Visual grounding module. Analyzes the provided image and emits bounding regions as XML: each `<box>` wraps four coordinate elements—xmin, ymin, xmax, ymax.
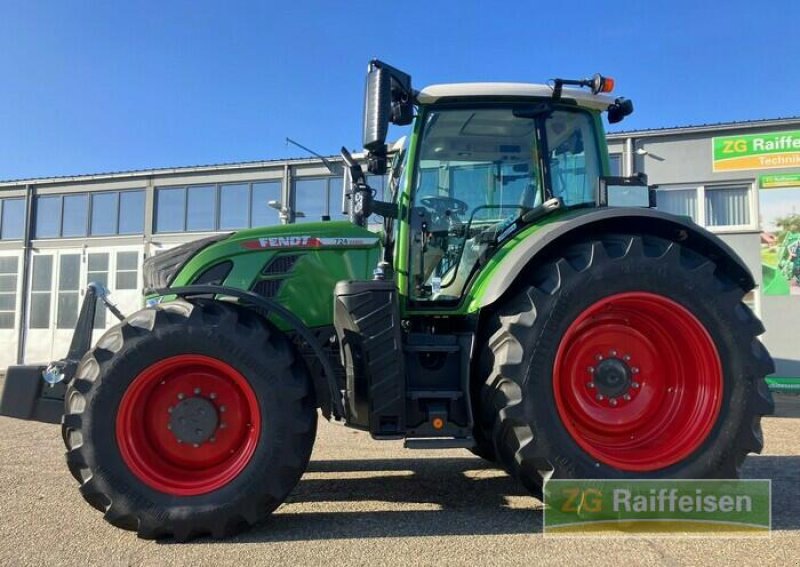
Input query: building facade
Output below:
<box><xmin>1</xmin><ymin>117</ymin><xmax>798</xmax><ymax>380</ymax></box>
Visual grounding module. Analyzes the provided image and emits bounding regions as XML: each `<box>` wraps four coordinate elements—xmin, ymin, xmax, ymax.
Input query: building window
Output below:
<box><xmin>30</xmin><ymin>255</ymin><xmax>53</xmax><ymax>329</ymax></box>
<box><xmin>155</xmin><ymin>188</ymin><xmax>185</xmax><ymax>233</ymax></box>
<box><xmin>219</xmin><ymin>183</ymin><xmax>249</xmax><ymax>229</ymax></box>
<box><xmin>656</xmin><ymin>184</ymin><xmax>754</xmax><ymax>230</ymax></box>
<box><xmin>251</xmin><ymin>182</ymin><xmax>281</xmax><ymax>227</ymax></box>
<box><xmin>62</xmin><ymin>194</ymin><xmax>88</xmax><ymax>237</ymax></box>
<box><xmin>1</xmin><ymin>199</ymin><xmax>25</xmax><ymax>240</ymax></box>
<box><xmin>705</xmin><ymin>185</ymin><xmax>751</xmax><ymax>227</ymax></box>
<box><xmin>656</xmin><ymin>188</ymin><xmax>699</xmax><ymax>222</ymax></box>
<box><xmin>90</xmin><ymin>192</ymin><xmax>118</xmax><ymax>235</ymax></box>
<box><xmin>118</xmin><ymin>191</ymin><xmax>145</xmax><ymax>234</ymax></box>
<box><xmin>56</xmin><ymin>254</ymin><xmax>81</xmax><ymax>329</ymax></box>
<box><xmin>0</xmin><ymin>257</ymin><xmax>18</xmax><ymax>329</ymax></box>
<box><xmin>35</xmin><ymin>196</ymin><xmax>62</xmax><ymax>238</ymax></box>
<box><xmin>609</xmin><ymin>153</ymin><xmax>623</xmax><ymax>176</ymax></box>
<box><xmin>87</xmin><ymin>253</ymin><xmax>109</xmax><ymax>329</ymax></box>
<box><xmin>186</xmin><ymin>185</ymin><xmax>216</xmax><ymax>232</ymax></box>
<box><xmin>293</xmin><ymin>176</ymin><xmax>341</xmax><ymax>223</ymax></box>
<box><xmin>35</xmin><ymin>190</ymin><xmax>145</xmax><ymax>239</ymax></box>
<box><xmin>116</xmin><ymin>251</ymin><xmax>139</xmax><ymax>290</ymax></box>
<box><xmin>155</xmin><ymin>180</ymin><xmax>283</xmax><ymax>233</ymax></box>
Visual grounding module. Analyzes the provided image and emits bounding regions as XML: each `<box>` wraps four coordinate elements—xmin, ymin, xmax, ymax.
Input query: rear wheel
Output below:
<box><xmin>62</xmin><ymin>299</ymin><xmax>317</xmax><ymax>540</ymax></box>
<box><xmin>479</xmin><ymin>233</ymin><xmax>774</xmax><ymax>495</ymax></box>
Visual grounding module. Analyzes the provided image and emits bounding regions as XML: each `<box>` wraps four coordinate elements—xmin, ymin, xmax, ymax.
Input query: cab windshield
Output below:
<box><xmin>409</xmin><ymin>105</ymin><xmax>601</xmax><ymax>302</ymax></box>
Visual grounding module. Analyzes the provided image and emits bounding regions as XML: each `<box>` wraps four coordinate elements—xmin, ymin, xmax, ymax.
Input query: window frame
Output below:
<box><xmin>0</xmin><ymin>198</ymin><xmax>26</xmax><ymax>240</ymax></box>
<box><xmin>655</xmin><ymin>181</ymin><xmax>758</xmax><ymax>233</ymax></box>
<box><xmin>0</xmin><ymin>256</ymin><xmax>19</xmax><ymax>329</ymax></box>
<box><xmin>154</xmin><ymin>179</ymin><xmax>287</xmax><ymax>233</ymax></box>
<box><xmin>34</xmin><ymin>189</ymin><xmax>146</xmax><ymax>239</ymax></box>
<box><xmin>292</xmin><ymin>176</ymin><xmax>340</xmax><ymax>223</ymax></box>
<box><xmin>115</xmin><ymin>251</ymin><xmax>140</xmax><ymax>290</ymax></box>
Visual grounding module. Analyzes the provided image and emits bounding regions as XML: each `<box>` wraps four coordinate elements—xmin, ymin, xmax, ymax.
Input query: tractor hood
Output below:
<box><xmin>229</xmin><ymin>221</ymin><xmax>381</xmax><ymax>251</ymax></box>
<box><xmin>150</xmin><ymin>221</ymin><xmax>382</xmax><ymax>329</ymax></box>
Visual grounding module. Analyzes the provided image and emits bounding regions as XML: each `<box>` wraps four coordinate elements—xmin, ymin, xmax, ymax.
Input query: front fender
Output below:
<box><xmin>471</xmin><ymin>207</ymin><xmax>755</xmax><ymax>310</ymax></box>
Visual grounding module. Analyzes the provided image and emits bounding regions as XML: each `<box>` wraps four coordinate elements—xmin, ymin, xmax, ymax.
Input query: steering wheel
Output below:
<box><xmin>420</xmin><ymin>196</ymin><xmax>469</xmax><ymax>216</ymax></box>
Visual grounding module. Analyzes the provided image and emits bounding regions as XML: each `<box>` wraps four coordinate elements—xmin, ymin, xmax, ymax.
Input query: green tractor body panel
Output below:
<box><xmin>171</xmin><ymin>221</ymin><xmax>382</xmax><ymax>330</ymax></box>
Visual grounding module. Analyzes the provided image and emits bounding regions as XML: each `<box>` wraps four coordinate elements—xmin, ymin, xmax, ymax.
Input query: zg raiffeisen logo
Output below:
<box><xmin>543</xmin><ymin>480</ymin><xmax>771</xmax><ymax>535</ymax></box>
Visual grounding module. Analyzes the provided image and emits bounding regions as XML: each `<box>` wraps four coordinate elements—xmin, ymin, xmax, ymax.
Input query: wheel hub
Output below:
<box><xmin>116</xmin><ymin>354</ymin><xmax>261</xmax><ymax>496</ymax></box>
<box><xmin>593</xmin><ymin>357</ymin><xmax>632</xmax><ymax>398</ymax></box>
<box><xmin>553</xmin><ymin>292</ymin><xmax>723</xmax><ymax>472</ymax></box>
<box><xmin>169</xmin><ymin>397</ymin><xmax>219</xmax><ymax>445</ymax></box>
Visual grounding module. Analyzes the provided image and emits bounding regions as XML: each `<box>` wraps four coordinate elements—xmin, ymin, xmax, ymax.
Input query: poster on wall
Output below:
<box><xmin>760</xmin><ymin>175</ymin><xmax>800</xmax><ymax>296</ymax></box>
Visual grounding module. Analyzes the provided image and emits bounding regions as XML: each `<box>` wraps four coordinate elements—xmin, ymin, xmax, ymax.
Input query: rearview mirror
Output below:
<box><xmin>362</xmin><ymin>60</ymin><xmax>413</xmax><ymax>175</ymax></box>
<box><xmin>363</xmin><ymin>64</ymin><xmax>391</xmax><ymax>153</ymax></box>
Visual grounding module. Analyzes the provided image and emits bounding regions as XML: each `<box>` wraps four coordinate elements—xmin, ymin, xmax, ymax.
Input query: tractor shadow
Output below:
<box><xmin>191</xmin><ymin>454</ymin><xmax>800</xmax><ymax>544</ymax></box>
<box><xmin>233</xmin><ymin>456</ymin><xmax>540</xmax><ymax>543</ymax></box>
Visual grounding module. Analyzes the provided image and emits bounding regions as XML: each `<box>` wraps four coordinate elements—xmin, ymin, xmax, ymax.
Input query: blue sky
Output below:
<box><xmin>1</xmin><ymin>0</ymin><xmax>798</xmax><ymax>180</ymax></box>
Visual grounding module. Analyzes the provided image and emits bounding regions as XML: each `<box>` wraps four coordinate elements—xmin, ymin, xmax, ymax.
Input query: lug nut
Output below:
<box><xmin>194</xmin><ymin>387</ymin><xmax>201</xmax><ymax>395</ymax></box>
<box><xmin>596</xmin><ymin>394</ymin><xmax>604</xmax><ymax>401</ymax></box>
<box><xmin>168</xmin><ymin>406</ymin><xmax>174</xmax><ymax>413</ymax></box>
<box><xmin>587</xmin><ymin>366</ymin><xmax>595</xmax><ymax>374</ymax></box>
<box><xmin>219</xmin><ymin>405</ymin><xmax>226</xmax><ymax>413</ymax></box>
<box><xmin>220</xmin><ymin>423</ymin><xmax>227</xmax><ymax>429</ymax></box>
<box><xmin>210</xmin><ymin>436</ymin><xmax>216</xmax><ymax>443</ymax></box>
<box><xmin>631</xmin><ymin>367</ymin><xmax>640</xmax><ymax>374</ymax></box>
<box><xmin>609</xmin><ymin>398</ymin><xmax>618</xmax><ymax>407</ymax></box>
<box><xmin>193</xmin><ymin>443</ymin><xmax>199</xmax><ymax>448</ymax></box>
<box><xmin>632</xmin><ymin>382</ymin><xmax>640</xmax><ymax>389</ymax></box>
<box><xmin>167</xmin><ymin>423</ymin><xmax>172</xmax><ymax>430</ymax></box>
<box><xmin>623</xmin><ymin>354</ymin><xmax>631</xmax><ymax>361</ymax></box>
<box><xmin>210</xmin><ymin>393</ymin><xmax>217</xmax><ymax>400</ymax></box>
<box><xmin>587</xmin><ymin>382</ymin><xmax>595</xmax><ymax>389</ymax></box>
<box><xmin>609</xmin><ymin>350</ymin><xmax>617</xmax><ymax>357</ymax></box>
<box><xmin>623</xmin><ymin>394</ymin><xmax>631</xmax><ymax>401</ymax></box>
<box><xmin>177</xmin><ymin>393</ymin><xmax>185</xmax><ymax>400</ymax></box>
<box><xmin>595</xmin><ymin>354</ymin><xmax>604</xmax><ymax>361</ymax></box>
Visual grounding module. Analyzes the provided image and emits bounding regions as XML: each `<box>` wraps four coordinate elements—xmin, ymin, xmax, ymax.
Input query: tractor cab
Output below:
<box><xmin>344</xmin><ymin>60</ymin><xmax>639</xmax><ymax>306</ymax></box>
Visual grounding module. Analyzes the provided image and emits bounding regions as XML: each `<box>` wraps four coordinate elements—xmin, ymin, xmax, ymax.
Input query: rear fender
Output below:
<box><xmin>475</xmin><ymin>208</ymin><xmax>755</xmax><ymax>310</ymax></box>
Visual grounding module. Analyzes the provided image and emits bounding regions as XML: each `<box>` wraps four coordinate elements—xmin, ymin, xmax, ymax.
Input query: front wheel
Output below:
<box><xmin>479</xmin><ymin>233</ymin><xmax>774</xmax><ymax>495</ymax></box>
<box><xmin>62</xmin><ymin>299</ymin><xmax>317</xmax><ymax>540</ymax></box>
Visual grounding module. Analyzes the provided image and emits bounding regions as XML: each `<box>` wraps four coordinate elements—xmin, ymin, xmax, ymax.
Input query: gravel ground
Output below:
<box><xmin>0</xmin><ymin>394</ymin><xmax>798</xmax><ymax>566</ymax></box>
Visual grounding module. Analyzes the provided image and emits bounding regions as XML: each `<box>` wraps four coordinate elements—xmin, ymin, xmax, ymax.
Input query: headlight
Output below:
<box><xmin>143</xmin><ymin>234</ymin><xmax>230</xmax><ymax>294</ymax></box>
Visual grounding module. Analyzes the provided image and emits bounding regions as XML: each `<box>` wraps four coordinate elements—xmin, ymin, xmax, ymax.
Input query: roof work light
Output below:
<box><xmin>551</xmin><ymin>74</ymin><xmax>615</xmax><ymax>99</ymax></box>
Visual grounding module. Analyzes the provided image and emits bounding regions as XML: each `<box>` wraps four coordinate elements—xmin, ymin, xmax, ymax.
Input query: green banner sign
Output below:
<box><xmin>544</xmin><ymin>479</ymin><xmax>771</xmax><ymax>535</ymax></box>
<box><xmin>713</xmin><ymin>130</ymin><xmax>800</xmax><ymax>172</ymax></box>
<box><xmin>760</xmin><ymin>173</ymin><xmax>800</xmax><ymax>189</ymax></box>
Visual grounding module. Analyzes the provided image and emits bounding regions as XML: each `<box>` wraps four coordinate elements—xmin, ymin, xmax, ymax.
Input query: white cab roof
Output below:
<box><xmin>417</xmin><ymin>83</ymin><xmax>616</xmax><ymax>111</ymax></box>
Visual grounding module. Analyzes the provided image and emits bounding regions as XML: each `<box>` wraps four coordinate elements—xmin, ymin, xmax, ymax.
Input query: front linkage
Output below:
<box><xmin>0</xmin><ymin>283</ymin><xmax>117</xmax><ymax>424</ymax></box>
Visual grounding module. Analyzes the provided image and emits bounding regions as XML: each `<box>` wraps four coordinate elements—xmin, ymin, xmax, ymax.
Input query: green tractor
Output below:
<box><xmin>1</xmin><ymin>60</ymin><xmax>774</xmax><ymax>540</ymax></box>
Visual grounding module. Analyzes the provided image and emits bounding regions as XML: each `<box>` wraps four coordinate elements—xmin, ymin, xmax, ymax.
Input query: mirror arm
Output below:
<box><xmin>371</xmin><ymin>200</ymin><xmax>398</xmax><ymax>219</ymax></box>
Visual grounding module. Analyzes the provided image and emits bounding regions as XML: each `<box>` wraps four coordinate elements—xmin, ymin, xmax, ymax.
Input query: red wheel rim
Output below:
<box><xmin>116</xmin><ymin>354</ymin><xmax>261</xmax><ymax>496</ymax></box>
<box><xmin>553</xmin><ymin>292</ymin><xmax>722</xmax><ymax>472</ymax></box>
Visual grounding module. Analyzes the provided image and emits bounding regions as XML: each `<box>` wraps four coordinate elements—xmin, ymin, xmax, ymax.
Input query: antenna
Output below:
<box><xmin>285</xmin><ymin>138</ymin><xmax>342</xmax><ymax>175</ymax></box>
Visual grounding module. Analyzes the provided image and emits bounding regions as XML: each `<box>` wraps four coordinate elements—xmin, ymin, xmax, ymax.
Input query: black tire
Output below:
<box><xmin>62</xmin><ymin>299</ymin><xmax>317</xmax><ymax>540</ymax></box>
<box><xmin>478</xmin><ymin>233</ymin><xmax>774</xmax><ymax>497</ymax></box>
